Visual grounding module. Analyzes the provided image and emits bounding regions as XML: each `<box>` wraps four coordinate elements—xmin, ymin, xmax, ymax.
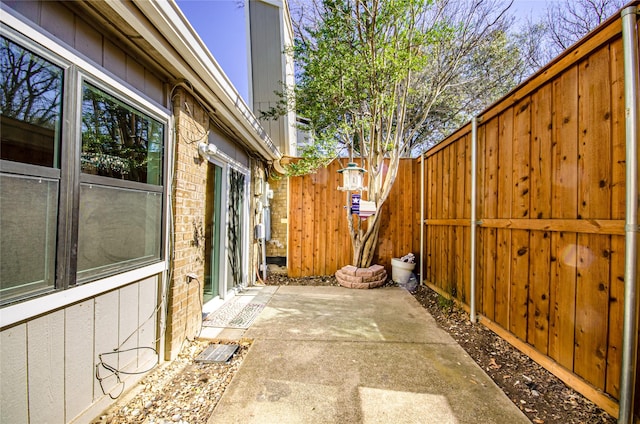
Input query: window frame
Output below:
<box><xmin>0</xmin><ymin>25</ymin><xmax>73</xmax><ymax>303</ymax></box>
<box><xmin>0</xmin><ymin>19</ymin><xmax>170</xmax><ymax>307</ymax></box>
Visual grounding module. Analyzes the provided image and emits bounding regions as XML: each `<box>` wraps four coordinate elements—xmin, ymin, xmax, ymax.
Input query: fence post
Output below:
<box><xmin>420</xmin><ymin>153</ymin><xmax>425</xmax><ymax>284</ymax></box>
<box><xmin>470</xmin><ymin>117</ymin><xmax>478</xmax><ymax>323</ymax></box>
<box><xmin>619</xmin><ymin>5</ymin><xmax>640</xmax><ymax>424</ymax></box>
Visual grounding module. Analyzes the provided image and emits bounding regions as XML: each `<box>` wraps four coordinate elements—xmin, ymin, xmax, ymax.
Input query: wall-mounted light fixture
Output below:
<box><xmin>198</xmin><ymin>142</ymin><xmax>218</xmax><ymax>159</ymax></box>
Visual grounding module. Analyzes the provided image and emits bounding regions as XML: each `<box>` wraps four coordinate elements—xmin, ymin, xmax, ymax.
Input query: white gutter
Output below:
<box><xmin>618</xmin><ymin>5</ymin><xmax>639</xmax><ymax>424</ymax></box>
<box><xmin>107</xmin><ymin>0</ymin><xmax>282</xmax><ymax>162</ymax></box>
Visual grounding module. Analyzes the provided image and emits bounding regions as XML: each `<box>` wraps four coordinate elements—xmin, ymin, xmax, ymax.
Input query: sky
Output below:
<box><xmin>175</xmin><ymin>0</ymin><xmax>556</xmax><ymax>104</ymax></box>
<box><xmin>176</xmin><ymin>0</ymin><xmax>250</xmax><ymax>101</ymax></box>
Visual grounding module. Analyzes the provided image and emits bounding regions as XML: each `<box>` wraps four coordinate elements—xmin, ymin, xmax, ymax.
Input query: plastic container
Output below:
<box><xmin>391</xmin><ymin>258</ymin><xmax>416</xmax><ymax>284</ymax></box>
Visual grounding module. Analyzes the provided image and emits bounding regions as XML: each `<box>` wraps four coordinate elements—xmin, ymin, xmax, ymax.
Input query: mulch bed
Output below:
<box><xmin>411</xmin><ymin>284</ymin><xmax>615</xmax><ymax>424</ymax></box>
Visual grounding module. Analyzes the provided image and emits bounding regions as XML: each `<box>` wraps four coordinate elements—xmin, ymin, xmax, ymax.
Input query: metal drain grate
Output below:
<box><xmin>203</xmin><ymin>301</ymin><xmax>266</xmax><ymax>328</ymax></box>
<box><xmin>195</xmin><ymin>344</ymin><xmax>239</xmax><ymax>363</ymax></box>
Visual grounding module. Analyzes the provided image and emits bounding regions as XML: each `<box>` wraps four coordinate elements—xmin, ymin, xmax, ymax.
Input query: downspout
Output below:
<box><xmin>420</xmin><ymin>152</ymin><xmax>425</xmax><ymax>284</ymax></box>
<box><xmin>470</xmin><ymin>117</ymin><xmax>479</xmax><ymax>323</ymax></box>
<box><xmin>262</xmin><ymin>178</ymin><xmax>269</xmax><ymax>283</ymax></box>
<box><xmin>159</xmin><ymin>111</ymin><xmax>177</xmax><ymax>363</ymax></box>
<box><xmin>619</xmin><ymin>5</ymin><xmax>640</xmax><ymax>424</ymax></box>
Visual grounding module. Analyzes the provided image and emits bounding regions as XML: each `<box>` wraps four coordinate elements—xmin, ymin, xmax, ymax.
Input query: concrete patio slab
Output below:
<box><xmin>207</xmin><ymin>286</ymin><xmax>530</xmax><ymax>424</ymax></box>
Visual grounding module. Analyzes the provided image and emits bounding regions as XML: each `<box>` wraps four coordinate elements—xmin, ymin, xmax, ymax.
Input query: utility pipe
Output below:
<box><xmin>262</xmin><ymin>177</ymin><xmax>269</xmax><ymax>283</ymax></box>
<box><xmin>619</xmin><ymin>5</ymin><xmax>640</xmax><ymax>424</ymax></box>
<box><xmin>420</xmin><ymin>152</ymin><xmax>425</xmax><ymax>285</ymax></box>
<box><xmin>469</xmin><ymin>117</ymin><xmax>479</xmax><ymax>323</ymax></box>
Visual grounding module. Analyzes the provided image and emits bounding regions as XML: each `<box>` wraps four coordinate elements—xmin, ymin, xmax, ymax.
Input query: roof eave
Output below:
<box><xmin>110</xmin><ymin>0</ymin><xmax>282</xmax><ymax>161</ymax></box>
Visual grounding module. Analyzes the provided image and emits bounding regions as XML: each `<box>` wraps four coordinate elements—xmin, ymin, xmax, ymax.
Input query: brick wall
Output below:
<box><xmin>266</xmin><ymin>175</ymin><xmax>288</xmax><ymax>259</ymax></box>
<box><xmin>166</xmin><ymin>88</ymin><xmax>265</xmax><ymax>359</ymax></box>
<box><xmin>166</xmin><ymin>88</ymin><xmax>209</xmax><ymax>359</ymax></box>
<box><xmin>251</xmin><ymin>162</ymin><xmax>265</xmax><ymax>282</ymax></box>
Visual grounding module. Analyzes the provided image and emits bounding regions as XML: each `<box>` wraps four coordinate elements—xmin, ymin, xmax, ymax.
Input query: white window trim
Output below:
<box><xmin>0</xmin><ymin>262</ymin><xmax>167</xmax><ymax>328</ymax></box>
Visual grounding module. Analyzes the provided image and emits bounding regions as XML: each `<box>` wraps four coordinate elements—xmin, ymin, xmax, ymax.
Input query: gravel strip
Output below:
<box><xmin>92</xmin><ymin>340</ymin><xmax>251</xmax><ymax>424</ymax></box>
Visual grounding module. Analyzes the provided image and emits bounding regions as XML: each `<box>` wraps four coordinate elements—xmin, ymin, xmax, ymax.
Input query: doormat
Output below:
<box><xmin>203</xmin><ymin>299</ymin><xmax>266</xmax><ymax>329</ymax></box>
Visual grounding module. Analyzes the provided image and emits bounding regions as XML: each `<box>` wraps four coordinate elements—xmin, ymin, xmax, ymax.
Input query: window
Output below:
<box><xmin>0</xmin><ymin>35</ymin><xmax>63</xmax><ymax>301</ymax></box>
<box><xmin>0</xmin><ymin>31</ymin><xmax>166</xmax><ymax>305</ymax></box>
<box><xmin>77</xmin><ymin>83</ymin><xmax>164</xmax><ymax>280</ymax></box>
<box><xmin>80</xmin><ymin>83</ymin><xmax>162</xmax><ymax>185</ymax></box>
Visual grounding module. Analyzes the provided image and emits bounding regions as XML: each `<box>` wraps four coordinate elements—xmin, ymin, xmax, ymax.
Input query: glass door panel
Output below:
<box><xmin>204</xmin><ymin>163</ymin><xmax>222</xmax><ymax>302</ymax></box>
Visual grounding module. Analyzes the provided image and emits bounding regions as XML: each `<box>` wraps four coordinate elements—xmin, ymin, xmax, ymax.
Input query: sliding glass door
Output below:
<box><xmin>204</xmin><ymin>163</ymin><xmax>223</xmax><ymax>302</ymax></box>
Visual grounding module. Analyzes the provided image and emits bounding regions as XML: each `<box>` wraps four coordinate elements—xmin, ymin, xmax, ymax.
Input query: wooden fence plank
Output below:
<box><xmin>413</xmin><ymin>160</ymin><xmax>421</xmax><ymax>274</ymax></box>
<box><xmin>288</xmin><ymin>174</ymin><xmax>303</xmax><ymax>277</ymax></box>
<box><xmin>402</xmin><ymin>158</ymin><xmax>413</xmax><ymax>255</ymax></box>
<box><xmin>606</xmin><ymin>36</ymin><xmax>626</xmax><ymax>399</ymax></box>
<box><xmin>481</xmin><ymin>117</ymin><xmax>499</xmax><ymax>320</ymax></box>
<box><xmin>325</xmin><ymin>167</ymin><xmax>339</xmax><ymax>274</ymax></box>
<box><xmin>528</xmin><ymin>85</ymin><xmax>553</xmax><ymax>353</ymax></box>
<box><xmin>426</xmin><ymin>155</ymin><xmax>434</xmax><ymax>282</ymax></box>
<box><xmin>573</xmin><ymin>45</ymin><xmax>613</xmax><ymax>390</ymax></box>
<box><xmin>549</xmin><ymin>232</ymin><xmax>577</xmax><ymax>369</ymax></box>
<box><xmin>442</xmin><ymin>145</ymin><xmax>454</xmax><ymax>296</ymax></box>
<box><xmin>510</xmin><ymin>230</ymin><xmax>530</xmax><ymax>341</ymax></box>
<box><xmin>428</xmin><ymin>155</ymin><xmax>436</xmax><ymax>283</ymax></box>
<box><xmin>551</xmin><ymin>66</ymin><xmax>579</xmax><ymax>221</ymax></box>
<box><xmin>495</xmin><ymin>107</ymin><xmax>514</xmax><ymax>329</ymax></box>
<box><xmin>463</xmin><ymin>134</ymin><xmax>472</xmax><ymax>304</ymax></box>
<box><xmin>497</xmin><ymin>107</ymin><xmax>514</xmax><ymax>217</ymax></box>
<box><xmin>528</xmin><ymin>230</ymin><xmax>551</xmax><ymax>353</ymax></box>
<box><xmin>476</xmin><ymin>125</ymin><xmax>485</xmax><ymax>313</ymax></box>
<box><xmin>510</xmin><ymin>97</ymin><xmax>531</xmax><ymax>341</ymax></box>
<box><xmin>436</xmin><ymin>152</ymin><xmax>444</xmax><ymax>290</ymax></box>
<box><xmin>301</xmin><ymin>174</ymin><xmax>314</xmax><ymax>275</ymax></box>
<box><xmin>512</xmin><ymin>98</ymin><xmax>531</xmax><ymax>220</ymax></box>
<box><xmin>578</xmin><ymin>46</ymin><xmax>612</xmax><ymax>221</ymax></box>
<box><xmin>482</xmin><ymin>227</ymin><xmax>497</xmax><ymax>321</ymax></box>
<box><xmin>455</xmin><ymin>139</ymin><xmax>465</xmax><ymax>301</ymax></box>
<box><xmin>548</xmin><ymin>63</ymin><xmax>580</xmax><ymax>368</ymax></box>
<box><xmin>574</xmin><ymin>234</ymin><xmax>610</xmax><ymax>390</ymax></box>
<box><xmin>608</xmin><ymin>235</ymin><xmax>625</xmax><ymax>398</ymax></box>
<box><xmin>312</xmin><ymin>171</ymin><xmax>326</xmax><ymax>275</ymax></box>
<box><xmin>530</xmin><ymin>84</ymin><xmax>553</xmax><ymax>221</ymax></box>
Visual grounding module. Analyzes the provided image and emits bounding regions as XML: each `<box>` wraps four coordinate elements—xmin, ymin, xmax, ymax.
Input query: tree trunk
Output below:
<box><xmin>352</xmin><ymin>212</ymin><xmax>383</xmax><ymax>268</ymax></box>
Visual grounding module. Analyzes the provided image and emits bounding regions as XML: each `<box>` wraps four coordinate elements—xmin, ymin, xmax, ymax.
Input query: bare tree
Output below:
<box><xmin>516</xmin><ymin>0</ymin><xmax>626</xmax><ymax>76</ymax></box>
<box><xmin>0</xmin><ymin>37</ymin><xmax>62</xmax><ymax>128</ymax></box>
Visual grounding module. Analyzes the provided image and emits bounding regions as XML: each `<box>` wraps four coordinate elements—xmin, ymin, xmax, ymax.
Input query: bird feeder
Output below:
<box><xmin>337</xmin><ymin>162</ymin><xmax>366</xmax><ymax>191</ymax></box>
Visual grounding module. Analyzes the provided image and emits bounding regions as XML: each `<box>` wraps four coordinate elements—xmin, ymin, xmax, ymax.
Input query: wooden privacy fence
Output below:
<box><xmin>287</xmin><ymin>158</ymin><xmax>420</xmax><ymax>277</ymax></box>
<box><xmin>423</xmin><ymin>5</ymin><xmax>638</xmax><ymax>417</ymax></box>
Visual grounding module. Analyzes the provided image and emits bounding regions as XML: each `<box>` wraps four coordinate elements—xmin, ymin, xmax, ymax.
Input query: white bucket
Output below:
<box><xmin>391</xmin><ymin>258</ymin><xmax>416</xmax><ymax>284</ymax></box>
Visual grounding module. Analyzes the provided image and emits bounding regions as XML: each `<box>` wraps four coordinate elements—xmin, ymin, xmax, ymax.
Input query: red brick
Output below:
<box><xmin>355</xmin><ymin>268</ymin><xmax>374</xmax><ymax>277</ymax></box>
<box><xmin>363</xmin><ymin>271</ymin><xmax>387</xmax><ymax>283</ymax></box>
<box><xmin>369</xmin><ymin>264</ymin><xmax>385</xmax><ymax>274</ymax></box>
<box><xmin>335</xmin><ymin>269</ymin><xmax>363</xmax><ymax>284</ymax></box>
<box><xmin>341</xmin><ymin>265</ymin><xmax>358</xmax><ymax>276</ymax></box>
